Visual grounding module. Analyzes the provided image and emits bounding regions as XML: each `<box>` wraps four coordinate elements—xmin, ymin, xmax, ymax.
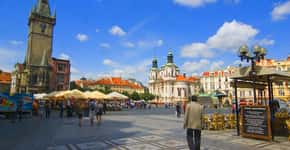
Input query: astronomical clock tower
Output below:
<box><xmin>11</xmin><ymin>0</ymin><xmax>57</xmax><ymax>94</ymax></box>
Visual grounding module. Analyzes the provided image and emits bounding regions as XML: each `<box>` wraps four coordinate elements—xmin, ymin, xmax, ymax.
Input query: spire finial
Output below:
<box><xmin>53</xmin><ymin>9</ymin><xmax>56</xmax><ymax>18</ymax></box>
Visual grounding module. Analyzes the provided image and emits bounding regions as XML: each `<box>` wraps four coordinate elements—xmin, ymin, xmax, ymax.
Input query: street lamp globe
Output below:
<box><xmin>239</xmin><ymin>45</ymin><xmax>249</xmax><ymax>60</ymax></box>
<box><xmin>253</xmin><ymin>45</ymin><xmax>262</xmax><ymax>55</ymax></box>
<box><xmin>260</xmin><ymin>47</ymin><xmax>267</xmax><ymax>59</ymax></box>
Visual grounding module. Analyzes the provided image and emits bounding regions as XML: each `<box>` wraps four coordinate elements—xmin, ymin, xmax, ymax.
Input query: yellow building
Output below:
<box><xmin>256</xmin><ymin>56</ymin><xmax>290</xmax><ymax>101</ymax></box>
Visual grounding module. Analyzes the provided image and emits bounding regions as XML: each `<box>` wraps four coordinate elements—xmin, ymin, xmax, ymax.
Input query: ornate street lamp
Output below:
<box><xmin>239</xmin><ymin>44</ymin><xmax>267</xmax><ymax>64</ymax></box>
<box><xmin>238</xmin><ymin>44</ymin><xmax>267</xmax><ymax>103</ymax></box>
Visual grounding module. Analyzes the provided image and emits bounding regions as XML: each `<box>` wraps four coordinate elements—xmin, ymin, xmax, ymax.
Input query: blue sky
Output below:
<box><xmin>0</xmin><ymin>0</ymin><xmax>290</xmax><ymax>84</ymax></box>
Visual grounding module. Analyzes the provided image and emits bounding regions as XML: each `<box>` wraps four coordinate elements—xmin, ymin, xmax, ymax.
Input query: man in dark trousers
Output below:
<box><xmin>183</xmin><ymin>95</ymin><xmax>204</xmax><ymax>150</ymax></box>
<box><xmin>59</xmin><ymin>101</ymin><xmax>64</xmax><ymax>118</ymax></box>
<box><xmin>17</xmin><ymin>99</ymin><xmax>23</xmax><ymax>121</ymax></box>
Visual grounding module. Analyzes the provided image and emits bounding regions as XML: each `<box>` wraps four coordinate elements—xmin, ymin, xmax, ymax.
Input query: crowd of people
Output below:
<box><xmin>32</xmin><ymin>99</ymin><xmax>109</xmax><ymax>127</ymax></box>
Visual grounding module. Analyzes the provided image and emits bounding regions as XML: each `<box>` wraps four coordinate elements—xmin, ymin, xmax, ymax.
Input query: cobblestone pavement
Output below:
<box><xmin>1</xmin><ymin>108</ymin><xmax>289</xmax><ymax>150</ymax></box>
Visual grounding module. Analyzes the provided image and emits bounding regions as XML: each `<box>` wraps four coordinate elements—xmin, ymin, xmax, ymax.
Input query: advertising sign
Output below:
<box><xmin>241</xmin><ymin>105</ymin><xmax>272</xmax><ymax>140</ymax></box>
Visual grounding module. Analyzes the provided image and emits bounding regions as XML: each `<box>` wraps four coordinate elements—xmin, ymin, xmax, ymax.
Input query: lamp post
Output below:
<box><xmin>238</xmin><ymin>44</ymin><xmax>267</xmax><ymax>103</ymax></box>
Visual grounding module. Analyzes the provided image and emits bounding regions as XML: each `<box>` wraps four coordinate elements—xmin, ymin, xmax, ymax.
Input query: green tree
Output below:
<box><xmin>130</xmin><ymin>91</ymin><xmax>140</xmax><ymax>100</ymax></box>
<box><xmin>101</xmin><ymin>86</ymin><xmax>112</xmax><ymax>94</ymax></box>
<box><xmin>122</xmin><ymin>91</ymin><xmax>130</xmax><ymax>97</ymax></box>
<box><xmin>140</xmin><ymin>92</ymin><xmax>155</xmax><ymax>102</ymax></box>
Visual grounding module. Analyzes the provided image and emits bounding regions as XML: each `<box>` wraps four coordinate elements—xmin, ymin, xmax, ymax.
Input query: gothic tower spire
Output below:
<box><xmin>36</xmin><ymin>0</ymin><xmax>51</xmax><ymax>17</ymax></box>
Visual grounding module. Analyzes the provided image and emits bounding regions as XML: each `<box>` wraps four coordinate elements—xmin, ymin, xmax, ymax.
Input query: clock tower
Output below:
<box><xmin>26</xmin><ymin>0</ymin><xmax>55</xmax><ymax>66</ymax></box>
<box><xmin>24</xmin><ymin>0</ymin><xmax>56</xmax><ymax>93</ymax></box>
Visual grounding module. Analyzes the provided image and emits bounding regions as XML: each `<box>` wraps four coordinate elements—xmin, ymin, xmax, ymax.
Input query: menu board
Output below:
<box><xmin>241</xmin><ymin>106</ymin><xmax>271</xmax><ymax>140</ymax></box>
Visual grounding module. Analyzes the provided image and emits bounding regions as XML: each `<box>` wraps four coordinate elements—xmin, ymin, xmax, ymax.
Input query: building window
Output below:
<box><xmin>279</xmin><ymin>90</ymin><xmax>285</xmax><ymax>96</ymax></box>
<box><xmin>56</xmin><ymin>74</ymin><xmax>65</xmax><ymax>83</ymax></box>
<box><xmin>57</xmin><ymin>85</ymin><xmax>63</xmax><ymax>90</ymax></box>
<box><xmin>31</xmin><ymin>74</ymin><xmax>38</xmax><ymax>84</ymax></box>
<box><xmin>178</xmin><ymin>88</ymin><xmax>181</xmax><ymax>96</ymax></box>
<box><xmin>249</xmin><ymin>91</ymin><xmax>252</xmax><ymax>96</ymax></box>
<box><xmin>57</xmin><ymin>64</ymin><xmax>66</xmax><ymax>72</ymax></box>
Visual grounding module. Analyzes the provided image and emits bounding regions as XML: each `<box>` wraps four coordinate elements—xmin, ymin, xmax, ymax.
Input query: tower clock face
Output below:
<box><xmin>40</xmin><ymin>23</ymin><xmax>47</xmax><ymax>33</ymax></box>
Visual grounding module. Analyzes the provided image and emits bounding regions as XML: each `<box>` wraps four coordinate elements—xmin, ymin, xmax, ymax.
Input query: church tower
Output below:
<box><xmin>24</xmin><ymin>0</ymin><xmax>56</xmax><ymax>93</ymax></box>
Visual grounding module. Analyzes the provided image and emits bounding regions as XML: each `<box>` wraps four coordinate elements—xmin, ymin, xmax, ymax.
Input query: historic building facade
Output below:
<box><xmin>148</xmin><ymin>52</ymin><xmax>200</xmax><ymax>103</ymax></box>
<box><xmin>0</xmin><ymin>71</ymin><xmax>11</xmax><ymax>93</ymax></box>
<box><xmin>256</xmin><ymin>56</ymin><xmax>290</xmax><ymax>100</ymax></box>
<box><xmin>10</xmin><ymin>0</ymin><xmax>70</xmax><ymax>94</ymax></box>
<box><xmin>74</xmin><ymin>77</ymin><xmax>145</xmax><ymax>94</ymax></box>
<box><xmin>200</xmin><ymin>67</ymin><xmax>254</xmax><ymax>104</ymax></box>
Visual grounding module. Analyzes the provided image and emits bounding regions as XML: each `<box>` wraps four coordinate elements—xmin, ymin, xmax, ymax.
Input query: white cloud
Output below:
<box><xmin>123</xmin><ymin>41</ymin><xmax>135</xmax><ymax>48</ymax></box>
<box><xmin>207</xmin><ymin>20</ymin><xmax>258</xmax><ymax>51</ymax></box>
<box><xmin>99</xmin><ymin>43</ymin><xmax>111</xmax><ymax>49</ymax></box>
<box><xmin>257</xmin><ymin>38</ymin><xmax>275</xmax><ymax>46</ymax></box>
<box><xmin>9</xmin><ymin>40</ymin><xmax>23</xmax><ymax>46</ymax></box>
<box><xmin>180</xmin><ymin>42</ymin><xmax>214</xmax><ymax>58</ymax></box>
<box><xmin>156</xmin><ymin>40</ymin><xmax>164</xmax><ymax>47</ymax></box>
<box><xmin>181</xmin><ymin>59</ymin><xmax>225</xmax><ymax>74</ymax></box>
<box><xmin>70</xmin><ymin>66</ymin><xmax>79</xmax><ymax>73</ymax></box>
<box><xmin>210</xmin><ymin>60</ymin><xmax>224</xmax><ymax>71</ymax></box>
<box><xmin>103</xmin><ymin>59</ymin><xmax>119</xmax><ymax>67</ymax></box>
<box><xmin>0</xmin><ymin>48</ymin><xmax>23</xmax><ymax>71</ymax></box>
<box><xmin>95</xmin><ymin>28</ymin><xmax>100</xmax><ymax>33</ymax></box>
<box><xmin>59</xmin><ymin>53</ymin><xmax>70</xmax><ymax>60</ymax></box>
<box><xmin>137</xmin><ymin>39</ymin><xmax>164</xmax><ymax>48</ymax></box>
<box><xmin>109</xmin><ymin>25</ymin><xmax>126</xmax><ymax>36</ymax></box>
<box><xmin>174</xmin><ymin>0</ymin><xmax>217</xmax><ymax>8</ymax></box>
<box><xmin>99</xmin><ymin>59</ymin><xmax>151</xmax><ymax>84</ymax></box>
<box><xmin>180</xmin><ymin>20</ymin><xmax>265</xmax><ymax>58</ymax></box>
<box><xmin>271</xmin><ymin>1</ymin><xmax>290</xmax><ymax>21</ymax></box>
<box><xmin>181</xmin><ymin>59</ymin><xmax>210</xmax><ymax>73</ymax></box>
<box><xmin>76</xmin><ymin>33</ymin><xmax>88</xmax><ymax>42</ymax></box>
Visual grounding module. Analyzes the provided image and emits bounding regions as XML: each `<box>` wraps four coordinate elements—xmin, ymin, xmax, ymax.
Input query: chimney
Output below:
<box><xmin>183</xmin><ymin>73</ymin><xmax>186</xmax><ymax>77</ymax></box>
<box><xmin>288</xmin><ymin>55</ymin><xmax>290</xmax><ymax>61</ymax></box>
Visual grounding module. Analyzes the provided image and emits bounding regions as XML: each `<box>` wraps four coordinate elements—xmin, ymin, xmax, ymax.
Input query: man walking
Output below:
<box><xmin>184</xmin><ymin>95</ymin><xmax>203</xmax><ymax>150</ymax></box>
<box><xmin>176</xmin><ymin>102</ymin><xmax>181</xmax><ymax>118</ymax></box>
<box><xmin>59</xmin><ymin>101</ymin><xmax>64</xmax><ymax>118</ymax></box>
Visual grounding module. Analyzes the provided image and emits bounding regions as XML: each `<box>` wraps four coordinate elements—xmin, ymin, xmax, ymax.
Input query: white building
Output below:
<box><xmin>201</xmin><ymin>66</ymin><xmax>254</xmax><ymax>103</ymax></box>
<box><xmin>148</xmin><ymin>52</ymin><xmax>199</xmax><ymax>103</ymax></box>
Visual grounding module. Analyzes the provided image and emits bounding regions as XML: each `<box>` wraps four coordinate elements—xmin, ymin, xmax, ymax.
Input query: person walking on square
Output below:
<box><xmin>176</xmin><ymin>102</ymin><xmax>181</xmax><ymax>118</ymax></box>
<box><xmin>95</xmin><ymin>101</ymin><xmax>103</xmax><ymax>124</ymax></box>
<box><xmin>89</xmin><ymin>100</ymin><xmax>95</xmax><ymax>126</ymax></box>
<box><xmin>184</xmin><ymin>95</ymin><xmax>204</xmax><ymax>150</ymax></box>
<box><xmin>45</xmin><ymin>100</ymin><xmax>51</xmax><ymax>119</ymax></box>
<box><xmin>17</xmin><ymin>99</ymin><xmax>23</xmax><ymax>121</ymax></box>
<box><xmin>59</xmin><ymin>101</ymin><xmax>64</xmax><ymax>118</ymax></box>
<box><xmin>75</xmin><ymin>102</ymin><xmax>83</xmax><ymax>127</ymax></box>
<box><xmin>38</xmin><ymin>100</ymin><xmax>45</xmax><ymax>119</ymax></box>
<box><xmin>103</xmin><ymin>102</ymin><xmax>107</xmax><ymax>115</ymax></box>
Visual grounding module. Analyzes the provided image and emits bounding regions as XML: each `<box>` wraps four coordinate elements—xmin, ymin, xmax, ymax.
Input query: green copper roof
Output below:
<box><xmin>152</xmin><ymin>57</ymin><xmax>158</xmax><ymax>68</ymax></box>
<box><xmin>167</xmin><ymin>51</ymin><xmax>174</xmax><ymax>64</ymax></box>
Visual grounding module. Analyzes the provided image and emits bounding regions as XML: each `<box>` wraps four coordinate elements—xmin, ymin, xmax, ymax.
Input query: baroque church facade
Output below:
<box><xmin>11</xmin><ymin>0</ymin><xmax>70</xmax><ymax>94</ymax></box>
<box><xmin>148</xmin><ymin>52</ymin><xmax>200</xmax><ymax>103</ymax></box>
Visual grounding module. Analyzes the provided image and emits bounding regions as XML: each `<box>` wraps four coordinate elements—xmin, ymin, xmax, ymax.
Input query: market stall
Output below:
<box><xmin>230</xmin><ymin>65</ymin><xmax>290</xmax><ymax>141</ymax></box>
<box><xmin>106</xmin><ymin>92</ymin><xmax>129</xmax><ymax>111</ymax></box>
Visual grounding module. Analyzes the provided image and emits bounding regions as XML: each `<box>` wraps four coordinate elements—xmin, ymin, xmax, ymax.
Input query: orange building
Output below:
<box><xmin>74</xmin><ymin>77</ymin><xmax>145</xmax><ymax>94</ymax></box>
<box><xmin>0</xmin><ymin>71</ymin><xmax>11</xmax><ymax>93</ymax></box>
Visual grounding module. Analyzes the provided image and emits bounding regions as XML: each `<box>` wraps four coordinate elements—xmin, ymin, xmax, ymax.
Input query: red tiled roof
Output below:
<box><xmin>75</xmin><ymin>77</ymin><xmax>143</xmax><ymax>89</ymax></box>
<box><xmin>176</xmin><ymin>75</ymin><xmax>198</xmax><ymax>82</ymax></box>
<box><xmin>0</xmin><ymin>72</ymin><xmax>11</xmax><ymax>84</ymax></box>
<box><xmin>202</xmin><ymin>72</ymin><xmax>210</xmax><ymax>77</ymax></box>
